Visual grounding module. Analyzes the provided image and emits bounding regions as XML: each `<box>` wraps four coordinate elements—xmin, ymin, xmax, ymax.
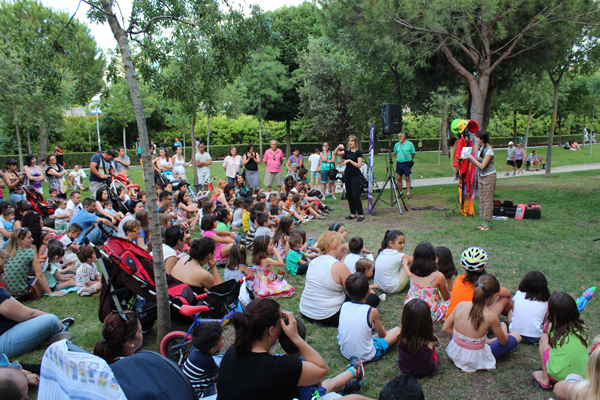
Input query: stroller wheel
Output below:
<box><xmin>160</xmin><ymin>331</ymin><xmax>192</xmax><ymax>366</ymax></box>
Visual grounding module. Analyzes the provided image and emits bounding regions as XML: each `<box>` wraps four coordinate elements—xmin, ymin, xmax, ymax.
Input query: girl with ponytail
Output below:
<box><xmin>217</xmin><ymin>298</ymin><xmax>329</xmax><ymax>400</ymax></box>
<box><xmin>93</xmin><ymin>311</ymin><xmax>143</xmax><ymax>364</ymax></box>
<box><xmin>442</xmin><ymin>274</ymin><xmax>521</xmax><ymax>372</ymax></box>
<box><xmin>374</xmin><ymin>229</ymin><xmax>413</xmax><ymax>294</ymax></box>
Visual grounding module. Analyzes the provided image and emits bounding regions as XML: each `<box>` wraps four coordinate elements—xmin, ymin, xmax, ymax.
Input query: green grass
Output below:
<box><xmin>10</xmin><ymin>152</ymin><xmax>600</xmax><ymax>399</ymax></box>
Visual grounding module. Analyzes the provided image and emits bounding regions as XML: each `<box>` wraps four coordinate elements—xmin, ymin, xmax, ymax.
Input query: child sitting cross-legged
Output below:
<box><xmin>252</xmin><ymin>235</ymin><xmax>294</xmax><ymax>299</ymax></box>
<box><xmin>224</xmin><ymin>243</ymin><xmax>253</xmax><ymax>282</ymax></box>
<box><xmin>397</xmin><ymin>298</ymin><xmax>440</xmax><ymax>377</ymax></box>
<box><xmin>338</xmin><ymin>272</ymin><xmax>400</xmax><ymax>363</ymax></box>
<box><xmin>43</xmin><ymin>245</ymin><xmax>77</xmax><ymax>292</ymax></box>
<box><xmin>355</xmin><ymin>259</ymin><xmax>383</xmax><ymax>304</ymax></box>
<box><xmin>344</xmin><ymin>237</ymin><xmax>374</xmax><ymax>274</ymax></box>
<box><xmin>60</xmin><ymin>223</ymin><xmax>82</xmax><ymax>267</ymax></box>
<box><xmin>434</xmin><ymin>246</ymin><xmax>457</xmax><ymax>292</ymax></box>
<box><xmin>76</xmin><ymin>245</ymin><xmax>102</xmax><ymax>296</ymax></box>
<box><xmin>404</xmin><ymin>242</ymin><xmax>450</xmax><ymax>322</ymax></box>
<box><xmin>442</xmin><ymin>273</ymin><xmax>521</xmax><ymax>372</ymax></box>
<box><xmin>254</xmin><ymin>211</ymin><xmax>274</xmax><ymax>239</ymax></box>
<box><xmin>182</xmin><ymin>321</ymin><xmax>225</xmax><ymax>398</ymax></box>
<box><xmin>279</xmin><ymin>317</ymin><xmax>370</xmax><ymax>398</ymax></box>
<box><xmin>243</xmin><ymin>210</ymin><xmax>259</xmax><ymax>252</ymax></box>
<box><xmin>286</xmin><ymin>232</ymin><xmax>308</xmax><ymax>276</ymax></box>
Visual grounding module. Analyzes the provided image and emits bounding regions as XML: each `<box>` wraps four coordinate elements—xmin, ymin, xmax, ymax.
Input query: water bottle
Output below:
<box><xmin>134</xmin><ymin>295</ymin><xmax>146</xmax><ymax>319</ymax></box>
<box><xmin>307</xmin><ymin>237</ymin><xmax>314</xmax><ymax>252</ymax></box>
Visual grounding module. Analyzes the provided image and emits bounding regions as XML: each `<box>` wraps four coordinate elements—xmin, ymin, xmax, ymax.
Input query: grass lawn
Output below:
<box><xmin>10</xmin><ymin>151</ymin><xmax>600</xmax><ymax>399</ymax></box>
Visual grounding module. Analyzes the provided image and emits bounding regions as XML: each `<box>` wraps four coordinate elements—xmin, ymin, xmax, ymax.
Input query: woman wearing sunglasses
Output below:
<box><xmin>94</xmin><ymin>310</ymin><xmax>143</xmax><ymax>364</ymax></box>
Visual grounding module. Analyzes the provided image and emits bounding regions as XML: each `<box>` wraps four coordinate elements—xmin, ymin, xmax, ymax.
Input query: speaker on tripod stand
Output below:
<box><xmin>373</xmin><ymin>103</ymin><xmax>408</xmax><ymax>214</ymax></box>
<box><xmin>381</xmin><ymin>103</ymin><xmax>402</xmax><ymax>135</ymax></box>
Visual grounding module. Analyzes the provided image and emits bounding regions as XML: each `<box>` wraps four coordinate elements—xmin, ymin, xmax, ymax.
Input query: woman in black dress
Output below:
<box><xmin>333</xmin><ymin>135</ymin><xmax>365</xmax><ymax>221</ymax></box>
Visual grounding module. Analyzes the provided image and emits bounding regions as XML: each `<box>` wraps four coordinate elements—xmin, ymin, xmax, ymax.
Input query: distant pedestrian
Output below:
<box><xmin>114</xmin><ymin>147</ymin><xmax>131</xmax><ymax>178</ymax></box>
<box><xmin>393</xmin><ymin>131</ymin><xmax>415</xmax><ymax>200</ymax></box>
<box><xmin>161</xmin><ymin>139</ymin><xmax>167</xmax><ymax>149</ymax></box>
<box><xmin>136</xmin><ymin>137</ymin><xmax>141</xmax><ymax>161</ymax></box>
<box><xmin>505</xmin><ymin>141</ymin><xmax>516</xmax><ymax>176</ymax></box>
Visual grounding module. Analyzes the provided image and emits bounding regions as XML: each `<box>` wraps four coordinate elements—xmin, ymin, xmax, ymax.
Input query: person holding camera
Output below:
<box><xmin>393</xmin><ymin>131</ymin><xmax>415</xmax><ymax>199</ymax></box>
<box><xmin>242</xmin><ymin>144</ymin><xmax>261</xmax><ymax>190</ymax></box>
<box><xmin>333</xmin><ymin>135</ymin><xmax>365</xmax><ymax>222</ymax></box>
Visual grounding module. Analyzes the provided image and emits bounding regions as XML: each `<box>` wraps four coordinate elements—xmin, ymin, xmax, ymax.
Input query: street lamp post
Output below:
<box><xmin>91</xmin><ymin>96</ymin><xmax>102</xmax><ymax>151</ymax></box>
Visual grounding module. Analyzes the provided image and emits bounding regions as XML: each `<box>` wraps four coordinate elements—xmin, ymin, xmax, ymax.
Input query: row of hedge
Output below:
<box><xmin>0</xmin><ymin>134</ymin><xmax>584</xmax><ymax>168</ymax></box>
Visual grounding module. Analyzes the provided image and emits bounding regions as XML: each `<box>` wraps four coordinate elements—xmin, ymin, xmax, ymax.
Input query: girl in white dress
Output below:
<box><xmin>443</xmin><ymin>274</ymin><xmax>521</xmax><ymax>372</ymax></box>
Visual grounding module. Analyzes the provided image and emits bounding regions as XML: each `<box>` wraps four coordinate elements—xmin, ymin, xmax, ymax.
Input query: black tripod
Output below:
<box><xmin>373</xmin><ymin>132</ymin><xmax>408</xmax><ymax>214</ymax></box>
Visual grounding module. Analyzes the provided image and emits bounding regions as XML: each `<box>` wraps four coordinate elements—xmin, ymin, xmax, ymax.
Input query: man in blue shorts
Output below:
<box><xmin>393</xmin><ymin>131</ymin><xmax>415</xmax><ymax>199</ymax></box>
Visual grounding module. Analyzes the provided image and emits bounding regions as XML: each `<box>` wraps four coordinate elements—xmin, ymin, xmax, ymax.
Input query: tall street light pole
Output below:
<box><xmin>91</xmin><ymin>95</ymin><xmax>102</xmax><ymax>151</ymax></box>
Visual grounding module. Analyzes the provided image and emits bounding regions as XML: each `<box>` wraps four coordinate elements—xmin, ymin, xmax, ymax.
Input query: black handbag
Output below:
<box><xmin>328</xmin><ymin>168</ymin><xmax>337</xmax><ymax>180</ymax></box>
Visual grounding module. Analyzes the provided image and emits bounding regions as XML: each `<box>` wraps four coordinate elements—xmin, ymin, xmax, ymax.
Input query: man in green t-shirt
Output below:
<box><xmin>393</xmin><ymin>131</ymin><xmax>416</xmax><ymax>199</ymax></box>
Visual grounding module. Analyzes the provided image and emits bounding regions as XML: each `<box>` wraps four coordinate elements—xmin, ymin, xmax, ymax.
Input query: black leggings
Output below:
<box><xmin>344</xmin><ymin>174</ymin><xmax>363</xmax><ymax>216</ymax></box>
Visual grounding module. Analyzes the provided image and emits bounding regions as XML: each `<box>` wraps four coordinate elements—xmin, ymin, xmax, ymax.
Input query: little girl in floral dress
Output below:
<box><xmin>252</xmin><ymin>235</ymin><xmax>294</xmax><ymax>299</ymax></box>
<box><xmin>405</xmin><ymin>242</ymin><xmax>450</xmax><ymax>322</ymax></box>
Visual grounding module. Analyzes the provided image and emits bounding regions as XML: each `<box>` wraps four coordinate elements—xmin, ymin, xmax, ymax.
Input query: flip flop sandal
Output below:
<box><xmin>532</xmin><ymin>371</ymin><xmax>553</xmax><ymax>390</ymax></box>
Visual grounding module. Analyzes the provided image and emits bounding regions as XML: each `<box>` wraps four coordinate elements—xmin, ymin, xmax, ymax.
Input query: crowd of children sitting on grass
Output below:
<box><xmin>0</xmin><ymin>172</ymin><xmax>598</xmax><ymax>400</ymax></box>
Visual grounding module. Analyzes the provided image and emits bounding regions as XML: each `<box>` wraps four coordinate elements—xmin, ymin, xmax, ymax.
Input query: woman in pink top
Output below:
<box><xmin>263</xmin><ymin>139</ymin><xmax>284</xmax><ymax>194</ymax></box>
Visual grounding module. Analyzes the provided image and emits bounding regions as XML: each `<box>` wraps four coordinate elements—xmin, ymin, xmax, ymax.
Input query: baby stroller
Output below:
<box><xmin>97</xmin><ymin>236</ymin><xmax>201</xmax><ymax>331</ymax></box>
<box><xmin>23</xmin><ymin>185</ymin><xmax>56</xmax><ymax>227</ymax></box>
<box><xmin>154</xmin><ymin>170</ymin><xmax>169</xmax><ymax>188</ymax></box>
<box><xmin>160</xmin><ymin>275</ymin><xmax>254</xmax><ymax>365</ymax></box>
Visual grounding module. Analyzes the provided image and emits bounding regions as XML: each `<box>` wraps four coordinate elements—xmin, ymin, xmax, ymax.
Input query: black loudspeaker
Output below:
<box><xmin>381</xmin><ymin>103</ymin><xmax>402</xmax><ymax>134</ymax></box>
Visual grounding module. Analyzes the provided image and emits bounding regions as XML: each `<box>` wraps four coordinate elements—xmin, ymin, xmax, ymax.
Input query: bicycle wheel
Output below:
<box><xmin>160</xmin><ymin>331</ymin><xmax>192</xmax><ymax>366</ymax></box>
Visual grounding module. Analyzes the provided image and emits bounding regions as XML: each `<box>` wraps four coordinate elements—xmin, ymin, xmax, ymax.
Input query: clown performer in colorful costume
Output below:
<box><xmin>450</xmin><ymin>119</ymin><xmax>480</xmax><ymax>217</ymax></box>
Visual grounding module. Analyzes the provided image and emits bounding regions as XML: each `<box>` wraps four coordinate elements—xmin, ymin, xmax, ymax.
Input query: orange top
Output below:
<box><xmin>445</xmin><ymin>275</ymin><xmax>474</xmax><ymax>320</ymax></box>
<box><xmin>445</xmin><ymin>274</ymin><xmax>506</xmax><ymax>320</ymax></box>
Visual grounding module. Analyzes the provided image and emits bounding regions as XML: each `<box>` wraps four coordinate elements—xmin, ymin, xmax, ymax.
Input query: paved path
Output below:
<box><xmin>374</xmin><ymin>163</ymin><xmax>600</xmax><ymax>190</ymax></box>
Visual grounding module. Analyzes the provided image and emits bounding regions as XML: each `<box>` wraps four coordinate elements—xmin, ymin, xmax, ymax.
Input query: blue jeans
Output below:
<box><xmin>87</xmin><ymin>226</ymin><xmax>115</xmax><ymax>245</ymax></box>
<box><xmin>9</xmin><ymin>193</ymin><xmax>26</xmax><ymax>205</ymax></box>
<box><xmin>0</xmin><ymin>314</ymin><xmax>62</xmax><ymax>358</ymax></box>
<box><xmin>227</xmin><ymin>177</ymin><xmax>235</xmax><ymax>184</ymax></box>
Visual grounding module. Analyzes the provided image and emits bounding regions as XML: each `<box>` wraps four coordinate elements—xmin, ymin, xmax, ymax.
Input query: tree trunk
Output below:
<box><xmin>26</xmin><ymin>130</ymin><xmax>32</xmax><ymax>154</ymax></box>
<box><xmin>285</xmin><ymin>120</ymin><xmax>291</xmax><ymax>158</ymax></box>
<box><xmin>100</xmin><ymin>0</ymin><xmax>171</xmax><ymax>343</ymax></box>
<box><xmin>207</xmin><ymin>115</ymin><xmax>211</xmax><ymax>153</ymax></box>
<box><xmin>182</xmin><ymin>125</ymin><xmax>186</xmax><ymax>159</ymax></box>
<box><xmin>123</xmin><ymin>95</ymin><xmax>127</xmax><ymax>151</ymax></box>
<box><xmin>37</xmin><ymin>123</ymin><xmax>47</xmax><ymax>163</ymax></box>
<box><xmin>191</xmin><ymin>113</ymin><xmax>199</xmax><ymax>187</ymax></box>
<box><xmin>546</xmin><ymin>79</ymin><xmax>560</xmax><ymax>178</ymax></box>
<box><xmin>482</xmin><ymin>84</ymin><xmax>494</xmax><ymax>131</ymax></box>
<box><xmin>13</xmin><ymin>103</ymin><xmax>23</xmax><ymax>170</ymax></box>
<box><xmin>440</xmin><ymin>100</ymin><xmax>449</xmax><ymax>156</ymax></box>
<box><xmin>524</xmin><ymin>104</ymin><xmax>532</xmax><ymax>152</ymax></box>
<box><xmin>259</xmin><ymin>118</ymin><xmax>263</xmax><ymax>156</ymax></box>
<box><xmin>513</xmin><ymin>110</ymin><xmax>518</xmax><ymax>143</ymax></box>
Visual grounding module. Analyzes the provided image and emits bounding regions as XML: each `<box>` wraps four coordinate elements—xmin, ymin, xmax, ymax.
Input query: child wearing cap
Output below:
<box><xmin>445</xmin><ymin>247</ymin><xmax>513</xmax><ymax>320</ymax></box>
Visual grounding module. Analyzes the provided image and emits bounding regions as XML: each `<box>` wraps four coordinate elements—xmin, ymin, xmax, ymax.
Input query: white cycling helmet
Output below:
<box><xmin>460</xmin><ymin>247</ymin><xmax>488</xmax><ymax>272</ymax></box>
